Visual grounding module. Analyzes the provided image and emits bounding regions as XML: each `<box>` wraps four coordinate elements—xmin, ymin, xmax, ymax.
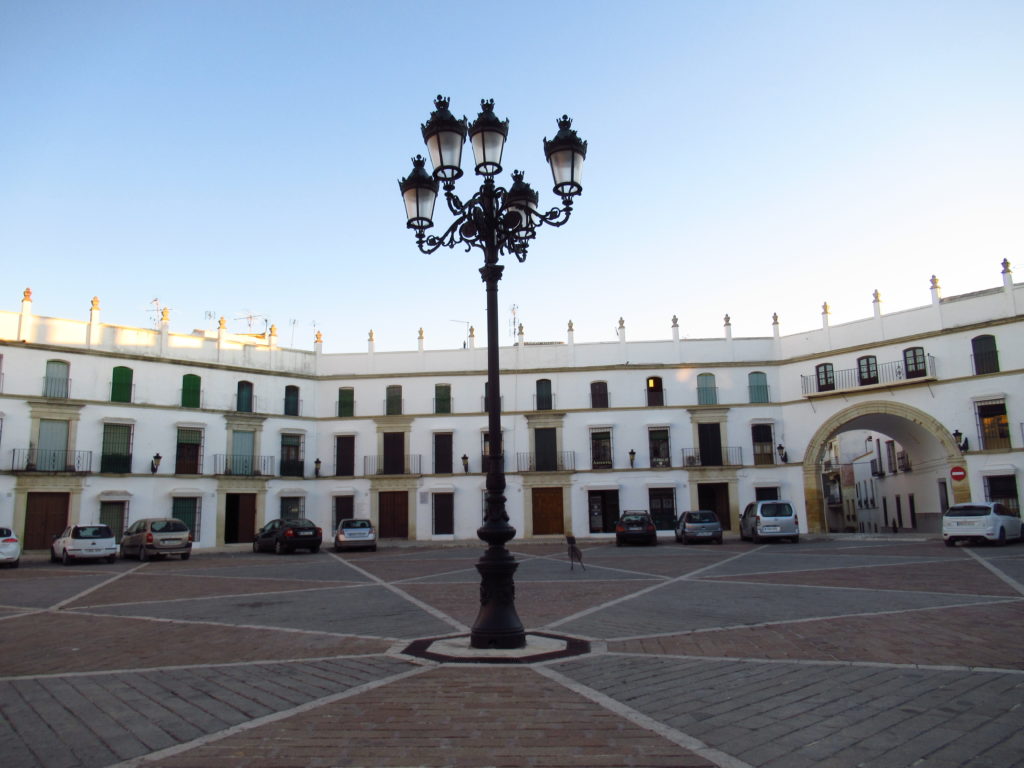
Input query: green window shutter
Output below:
<box><xmin>182</xmin><ymin>374</ymin><xmax>201</xmax><ymax>407</ymax></box>
<box><xmin>111</xmin><ymin>366</ymin><xmax>133</xmax><ymax>402</ymax></box>
<box><xmin>99</xmin><ymin>501</ymin><xmax>127</xmax><ymax>540</ymax></box>
<box><xmin>284</xmin><ymin>385</ymin><xmax>300</xmax><ymax>416</ymax></box>
<box><xmin>171</xmin><ymin>497</ymin><xmax>200</xmax><ymax>542</ymax></box>
<box><xmin>101</xmin><ymin>424</ymin><xmax>133</xmax><ymax>473</ymax></box>
<box><xmin>338</xmin><ymin>388</ymin><xmax>354</xmax><ymax>417</ymax></box>
<box><xmin>434</xmin><ymin>384</ymin><xmax>451</xmax><ymax>414</ymax></box>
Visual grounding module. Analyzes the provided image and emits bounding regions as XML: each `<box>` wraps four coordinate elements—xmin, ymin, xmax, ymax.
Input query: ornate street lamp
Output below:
<box><xmin>399</xmin><ymin>96</ymin><xmax>587</xmax><ymax>649</ymax></box>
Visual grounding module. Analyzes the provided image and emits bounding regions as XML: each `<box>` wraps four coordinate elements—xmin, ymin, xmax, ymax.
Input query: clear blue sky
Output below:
<box><xmin>2</xmin><ymin>1</ymin><xmax>1021</xmax><ymax>352</ymax></box>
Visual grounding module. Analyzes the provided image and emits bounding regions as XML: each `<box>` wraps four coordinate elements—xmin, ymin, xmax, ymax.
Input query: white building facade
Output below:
<box><xmin>0</xmin><ymin>261</ymin><xmax>1020</xmax><ymax>550</ymax></box>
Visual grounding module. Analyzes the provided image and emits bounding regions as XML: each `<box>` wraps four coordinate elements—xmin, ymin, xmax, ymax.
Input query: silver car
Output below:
<box><xmin>334</xmin><ymin>518</ymin><xmax>377</xmax><ymax>552</ymax></box>
<box><xmin>740</xmin><ymin>500</ymin><xmax>800</xmax><ymax>543</ymax></box>
<box><xmin>675</xmin><ymin>510</ymin><xmax>723</xmax><ymax>544</ymax></box>
<box><xmin>120</xmin><ymin>518</ymin><xmax>193</xmax><ymax>561</ymax></box>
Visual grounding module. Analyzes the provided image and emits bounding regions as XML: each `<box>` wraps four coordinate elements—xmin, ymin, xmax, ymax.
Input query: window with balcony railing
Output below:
<box><xmin>590</xmin><ymin>429</ymin><xmax>612</xmax><ymax>469</ymax></box>
<box><xmin>971</xmin><ymin>335</ymin><xmax>1000</xmax><ymax>375</ymax></box>
<box><xmin>284</xmin><ymin>385</ymin><xmax>300</xmax><ymax>416</ymax></box>
<box><xmin>646</xmin><ymin>377</ymin><xmax>664</xmax><ymax>406</ymax></box>
<box><xmin>903</xmin><ymin>347</ymin><xmax>927</xmax><ymax>379</ymax></box>
<box><xmin>976</xmin><ymin>399</ymin><xmax>1010</xmax><ymax>450</ymax></box>
<box><xmin>857</xmin><ymin>356</ymin><xmax>878</xmax><ymax>386</ymax></box>
<box><xmin>748</xmin><ymin>372</ymin><xmax>769</xmax><ymax>403</ymax></box>
<box><xmin>100</xmin><ymin>423</ymin><xmax>133</xmax><ymax>473</ymax></box>
<box><xmin>236</xmin><ymin>381</ymin><xmax>254</xmax><ymax>412</ymax></box>
<box><xmin>697</xmin><ymin>373</ymin><xmax>717</xmax><ymax>405</ymax></box>
<box><xmin>751</xmin><ymin>424</ymin><xmax>775</xmax><ymax>465</ymax></box>
<box><xmin>590</xmin><ymin>381</ymin><xmax>609</xmax><ymax>408</ymax></box>
<box><xmin>111</xmin><ymin>366</ymin><xmax>134</xmax><ymax>403</ymax></box>
<box><xmin>181</xmin><ymin>374</ymin><xmax>202</xmax><ymax>408</ymax></box>
<box><xmin>44</xmin><ymin>360</ymin><xmax>70</xmax><ymax>398</ymax></box>
<box><xmin>816</xmin><ymin>363</ymin><xmax>835</xmax><ymax>392</ymax></box>
<box><xmin>648</xmin><ymin>428</ymin><xmax>670</xmax><ymax>468</ymax></box>
<box><xmin>280</xmin><ymin>434</ymin><xmax>304</xmax><ymax>476</ymax></box>
<box><xmin>434</xmin><ymin>384</ymin><xmax>451</xmax><ymax>414</ymax></box>
<box><xmin>385</xmin><ymin>385</ymin><xmax>403</xmax><ymax>415</ymax></box>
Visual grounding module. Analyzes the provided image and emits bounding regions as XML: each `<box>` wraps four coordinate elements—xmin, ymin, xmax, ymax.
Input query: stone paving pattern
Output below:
<box><xmin>1</xmin><ymin>536</ymin><xmax>1022</xmax><ymax>767</ymax></box>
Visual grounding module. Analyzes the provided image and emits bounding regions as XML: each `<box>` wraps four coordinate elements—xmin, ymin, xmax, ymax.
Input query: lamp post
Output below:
<box><xmin>399</xmin><ymin>96</ymin><xmax>586</xmax><ymax>649</ymax></box>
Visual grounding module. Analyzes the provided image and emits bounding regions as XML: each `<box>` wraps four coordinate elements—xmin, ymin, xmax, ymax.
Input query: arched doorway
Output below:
<box><xmin>801</xmin><ymin>401</ymin><xmax>968</xmax><ymax>534</ymax></box>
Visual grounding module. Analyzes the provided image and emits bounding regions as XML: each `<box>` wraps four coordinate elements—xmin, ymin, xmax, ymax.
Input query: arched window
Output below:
<box><xmin>748</xmin><ymin>372</ymin><xmax>769</xmax><ymax>403</ymax></box>
<box><xmin>590</xmin><ymin>381</ymin><xmax>609</xmax><ymax>408</ymax></box>
<box><xmin>111</xmin><ymin>366</ymin><xmax>134</xmax><ymax>402</ymax></box>
<box><xmin>284</xmin><ymin>385</ymin><xmax>300</xmax><ymax>416</ymax></box>
<box><xmin>236</xmin><ymin>381</ymin><xmax>254</xmax><ymax>412</ymax></box>
<box><xmin>385</xmin><ymin>384</ymin><xmax>402</xmax><ymax>415</ymax></box>
<box><xmin>903</xmin><ymin>347</ymin><xmax>927</xmax><ymax>379</ymax></box>
<box><xmin>972</xmin><ymin>335</ymin><xmax>999</xmax><ymax>375</ymax></box>
<box><xmin>697</xmin><ymin>373</ymin><xmax>717</xmax><ymax>405</ymax></box>
<box><xmin>44</xmin><ymin>360</ymin><xmax>70</xmax><ymax>398</ymax></box>
<box><xmin>536</xmin><ymin>379</ymin><xmax>553</xmax><ymax>410</ymax></box>
<box><xmin>181</xmin><ymin>374</ymin><xmax>201</xmax><ymax>408</ymax></box>
<box><xmin>646</xmin><ymin>376</ymin><xmax>664</xmax><ymax>407</ymax></box>
<box><xmin>857</xmin><ymin>356</ymin><xmax>878</xmax><ymax>386</ymax></box>
<box><xmin>816</xmin><ymin>363</ymin><xmax>835</xmax><ymax>392</ymax></box>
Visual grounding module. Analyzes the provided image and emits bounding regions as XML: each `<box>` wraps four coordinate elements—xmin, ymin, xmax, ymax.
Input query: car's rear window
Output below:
<box><xmin>686</xmin><ymin>512</ymin><xmax>718</xmax><ymax>524</ymax></box>
<box><xmin>944</xmin><ymin>505</ymin><xmax>991</xmax><ymax>517</ymax></box>
<box><xmin>621</xmin><ymin>515</ymin><xmax>649</xmax><ymax>523</ymax></box>
<box><xmin>290</xmin><ymin>519</ymin><xmax>317</xmax><ymax>529</ymax></box>
<box><xmin>152</xmin><ymin>520</ymin><xmax>189</xmax><ymax>533</ymax></box>
<box><xmin>759</xmin><ymin>503</ymin><xmax>794</xmax><ymax>518</ymax></box>
<box><xmin>0</xmin><ymin>527</ymin><xmax>12</xmax><ymax>537</ymax></box>
<box><xmin>74</xmin><ymin>526</ymin><xmax>112</xmax><ymax>539</ymax></box>
<box><xmin>341</xmin><ymin>520</ymin><xmax>371</xmax><ymax>529</ymax></box>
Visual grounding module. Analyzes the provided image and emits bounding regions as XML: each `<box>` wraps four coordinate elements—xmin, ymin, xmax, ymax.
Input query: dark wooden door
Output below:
<box><xmin>379</xmin><ymin>491</ymin><xmax>409</xmax><ymax>539</ymax></box>
<box><xmin>535</xmin><ymin>428</ymin><xmax>557</xmax><ymax>471</ymax></box>
<box><xmin>698</xmin><ymin>423</ymin><xmax>723</xmax><ymax>466</ymax></box>
<box><xmin>24</xmin><ymin>492</ymin><xmax>69</xmax><ymax>549</ymax></box>
<box><xmin>226</xmin><ymin>493</ymin><xmax>257</xmax><ymax>543</ymax></box>
<box><xmin>532</xmin><ymin>488</ymin><xmax>564</xmax><ymax>535</ymax></box>
<box><xmin>382</xmin><ymin>432</ymin><xmax>405</xmax><ymax>474</ymax></box>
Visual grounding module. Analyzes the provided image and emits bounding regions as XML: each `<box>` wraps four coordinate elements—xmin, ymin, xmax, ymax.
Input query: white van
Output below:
<box><xmin>943</xmin><ymin>502</ymin><xmax>1022</xmax><ymax>546</ymax></box>
<box><xmin>739</xmin><ymin>500</ymin><xmax>800</xmax><ymax>543</ymax></box>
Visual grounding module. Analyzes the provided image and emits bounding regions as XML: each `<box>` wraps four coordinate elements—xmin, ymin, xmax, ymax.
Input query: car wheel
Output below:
<box><xmin>681</xmin><ymin>536</ymin><xmax>689</xmax><ymax>545</ymax></box>
<box><xmin>615</xmin><ymin>538</ymin><xmax>623</xmax><ymax>547</ymax></box>
<box><xmin>252</xmin><ymin>540</ymin><xmax>260</xmax><ymax>553</ymax></box>
<box><xmin>50</xmin><ymin>547</ymin><xmax>59</xmax><ymax>563</ymax></box>
<box><xmin>792</xmin><ymin>535</ymin><xmax>800</xmax><ymax>544</ymax></box>
<box><xmin>11</xmin><ymin>559</ymin><xmax>19</xmax><ymax>568</ymax></box>
<box><xmin>674</xmin><ymin>532</ymin><xmax>682</xmax><ymax>543</ymax></box>
<box><xmin>62</xmin><ymin>550</ymin><xmax>71</xmax><ymax>565</ymax></box>
<box><xmin>310</xmin><ymin>544</ymin><xmax>320</xmax><ymax>554</ymax></box>
<box><xmin>107</xmin><ymin>555</ymin><xmax>117</xmax><ymax>564</ymax></box>
<box><xmin>715</xmin><ymin>537</ymin><xmax>723</xmax><ymax>545</ymax></box>
<box><xmin>139</xmin><ymin>546</ymin><xmax>149</xmax><ymax>562</ymax></box>
<box><xmin>119</xmin><ymin>545</ymin><xmax>126</xmax><ymax>559</ymax></box>
<box><xmin>370</xmin><ymin>544</ymin><xmax>377</xmax><ymax>552</ymax></box>
<box><xmin>997</xmin><ymin>528</ymin><xmax>1007</xmax><ymax>546</ymax></box>
<box><xmin>275</xmin><ymin>540</ymin><xmax>287</xmax><ymax>555</ymax></box>
<box><xmin>944</xmin><ymin>538</ymin><xmax>956</xmax><ymax>547</ymax></box>
<box><xmin>181</xmin><ymin>553</ymin><xmax>190</xmax><ymax>561</ymax></box>
<box><xmin>333</xmin><ymin>544</ymin><xmax>342</xmax><ymax>552</ymax></box>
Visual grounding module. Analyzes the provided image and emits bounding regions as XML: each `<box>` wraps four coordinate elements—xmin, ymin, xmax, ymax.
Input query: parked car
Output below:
<box><xmin>0</xmin><ymin>527</ymin><xmax>21</xmax><ymax>568</ymax></box>
<box><xmin>675</xmin><ymin>510</ymin><xmax>723</xmax><ymax>544</ymax></box>
<box><xmin>739</xmin><ymin>500</ymin><xmax>800</xmax><ymax>543</ymax></box>
<box><xmin>50</xmin><ymin>525</ymin><xmax>117</xmax><ymax>564</ymax></box>
<box><xmin>615</xmin><ymin>512</ymin><xmax>658</xmax><ymax>546</ymax></box>
<box><xmin>120</xmin><ymin>518</ymin><xmax>193</xmax><ymax>561</ymax></box>
<box><xmin>943</xmin><ymin>502</ymin><xmax>1023</xmax><ymax>546</ymax></box>
<box><xmin>253</xmin><ymin>518</ymin><xmax>322</xmax><ymax>554</ymax></box>
<box><xmin>334</xmin><ymin>518</ymin><xmax>377</xmax><ymax>552</ymax></box>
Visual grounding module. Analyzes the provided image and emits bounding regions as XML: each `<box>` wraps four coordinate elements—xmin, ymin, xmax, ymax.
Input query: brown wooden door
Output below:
<box><xmin>226</xmin><ymin>493</ymin><xmax>257</xmax><ymax>543</ymax></box>
<box><xmin>532</xmin><ymin>488</ymin><xmax>564</xmax><ymax>535</ymax></box>
<box><xmin>378</xmin><ymin>491</ymin><xmax>409</xmax><ymax>539</ymax></box>
<box><xmin>24</xmin><ymin>492</ymin><xmax>69</xmax><ymax>549</ymax></box>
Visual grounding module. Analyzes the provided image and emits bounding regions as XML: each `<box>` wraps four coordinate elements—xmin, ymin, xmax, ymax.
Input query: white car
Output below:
<box><xmin>943</xmin><ymin>502</ymin><xmax>1023</xmax><ymax>546</ymax></box>
<box><xmin>334</xmin><ymin>518</ymin><xmax>377</xmax><ymax>552</ymax></box>
<box><xmin>0</xmin><ymin>527</ymin><xmax>21</xmax><ymax>568</ymax></box>
<box><xmin>51</xmin><ymin>524</ymin><xmax>118</xmax><ymax>564</ymax></box>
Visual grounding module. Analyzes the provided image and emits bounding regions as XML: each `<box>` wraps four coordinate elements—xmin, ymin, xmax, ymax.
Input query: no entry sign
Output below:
<box><xmin>950</xmin><ymin>466</ymin><xmax>967</xmax><ymax>482</ymax></box>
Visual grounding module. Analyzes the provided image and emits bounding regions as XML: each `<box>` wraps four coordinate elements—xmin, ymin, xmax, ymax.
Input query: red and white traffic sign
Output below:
<box><xmin>950</xmin><ymin>466</ymin><xmax>967</xmax><ymax>482</ymax></box>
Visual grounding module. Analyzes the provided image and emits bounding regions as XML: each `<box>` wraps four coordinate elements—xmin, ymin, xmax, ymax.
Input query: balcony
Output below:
<box><xmin>99</xmin><ymin>454</ymin><xmax>133</xmax><ymax>473</ymax></box>
<box><xmin>681</xmin><ymin>447</ymin><xmax>743</xmax><ymax>467</ymax></box>
<box><xmin>516</xmin><ymin>451</ymin><xmax>575</xmax><ymax>472</ymax></box>
<box><xmin>870</xmin><ymin>458</ymin><xmax>885</xmax><ymax>477</ymax></box>
<box><xmin>801</xmin><ymin>355</ymin><xmax>936</xmax><ymax>395</ymax></box>
<box><xmin>42</xmin><ymin>376</ymin><xmax>71</xmax><ymax>398</ymax></box>
<box><xmin>279</xmin><ymin>458</ymin><xmax>305</xmax><ymax>477</ymax></box>
<box><xmin>13</xmin><ymin>449</ymin><xmax>92</xmax><ymax>473</ymax></box>
<box><xmin>480</xmin><ymin>454</ymin><xmax>505</xmax><ymax>473</ymax></box>
<box><xmin>364</xmin><ymin>454</ymin><xmax>421</xmax><ymax>475</ymax></box>
<box><xmin>214</xmin><ymin>454</ymin><xmax>275</xmax><ymax>476</ymax></box>
<box><xmin>896</xmin><ymin>451</ymin><xmax>912</xmax><ymax>472</ymax></box>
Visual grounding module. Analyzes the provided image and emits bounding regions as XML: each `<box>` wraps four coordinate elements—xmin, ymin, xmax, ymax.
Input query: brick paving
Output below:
<box><xmin>1</xmin><ymin>536</ymin><xmax>1022</xmax><ymax>768</ymax></box>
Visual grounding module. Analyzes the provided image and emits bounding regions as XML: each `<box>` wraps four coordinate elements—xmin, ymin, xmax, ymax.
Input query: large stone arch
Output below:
<box><xmin>801</xmin><ymin>400</ymin><xmax>968</xmax><ymax>533</ymax></box>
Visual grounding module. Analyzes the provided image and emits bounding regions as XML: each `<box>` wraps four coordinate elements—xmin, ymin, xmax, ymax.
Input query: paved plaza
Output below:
<box><xmin>1</xmin><ymin>535</ymin><xmax>1023</xmax><ymax>767</ymax></box>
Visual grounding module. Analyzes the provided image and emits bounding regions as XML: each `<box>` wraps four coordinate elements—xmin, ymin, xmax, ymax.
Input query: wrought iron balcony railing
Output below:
<box><xmin>214</xmin><ymin>454</ymin><xmax>275</xmax><ymax>476</ymax></box>
<box><xmin>13</xmin><ymin>449</ymin><xmax>92</xmax><ymax>472</ymax></box>
<box><xmin>801</xmin><ymin>355</ymin><xmax>936</xmax><ymax>395</ymax></box>
<box><xmin>279</xmin><ymin>459</ymin><xmax>305</xmax><ymax>477</ymax></box>
<box><xmin>364</xmin><ymin>454</ymin><xmax>421</xmax><ymax>475</ymax></box>
<box><xmin>42</xmin><ymin>377</ymin><xmax>71</xmax><ymax>398</ymax></box>
<box><xmin>516</xmin><ymin>451</ymin><xmax>575</xmax><ymax>472</ymax></box>
<box><xmin>681</xmin><ymin>446</ymin><xmax>743</xmax><ymax>467</ymax></box>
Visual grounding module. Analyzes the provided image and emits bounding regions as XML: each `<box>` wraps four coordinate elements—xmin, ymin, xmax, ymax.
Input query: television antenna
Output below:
<box><xmin>508</xmin><ymin>304</ymin><xmax>519</xmax><ymax>338</ymax></box>
<box><xmin>235</xmin><ymin>311</ymin><xmax>267</xmax><ymax>334</ymax></box>
<box><xmin>145</xmin><ymin>298</ymin><xmax>170</xmax><ymax>328</ymax></box>
<box><xmin>450</xmin><ymin>319</ymin><xmax>471</xmax><ymax>348</ymax></box>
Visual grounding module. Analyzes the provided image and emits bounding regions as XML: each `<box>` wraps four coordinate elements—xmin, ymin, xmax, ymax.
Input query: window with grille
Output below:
<box><xmin>175</xmin><ymin>428</ymin><xmax>204</xmax><ymax>474</ymax></box>
<box><xmin>280</xmin><ymin>497</ymin><xmax>305</xmax><ymax>519</ymax></box>
<box><xmin>172</xmin><ymin>497</ymin><xmax>201</xmax><ymax>542</ymax></box>
<box><xmin>751</xmin><ymin>424</ymin><xmax>775</xmax><ymax>465</ymax></box>
<box><xmin>100</xmin><ymin>423</ymin><xmax>133</xmax><ymax>473</ymax></box>
<box><xmin>590</xmin><ymin>429</ymin><xmax>612</xmax><ymax>469</ymax></box>
<box><xmin>697</xmin><ymin>373</ymin><xmax>717</xmax><ymax>405</ymax></box>
<box><xmin>280</xmin><ymin>434</ymin><xmax>304</xmax><ymax>477</ymax></box>
<box><xmin>648</xmin><ymin>428</ymin><xmax>670</xmax><ymax>468</ymax></box>
<box><xmin>976</xmin><ymin>399</ymin><xmax>1010</xmax><ymax>450</ymax></box>
<box><xmin>99</xmin><ymin>501</ymin><xmax>128</xmax><ymax>541</ymax></box>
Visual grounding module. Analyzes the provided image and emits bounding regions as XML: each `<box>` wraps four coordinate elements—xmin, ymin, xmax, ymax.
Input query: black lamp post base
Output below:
<box><xmin>470</xmin><ymin>548</ymin><xmax>526</xmax><ymax>649</ymax></box>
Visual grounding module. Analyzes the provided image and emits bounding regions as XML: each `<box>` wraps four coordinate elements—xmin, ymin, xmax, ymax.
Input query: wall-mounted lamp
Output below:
<box><xmin>628</xmin><ymin>449</ymin><xmax>636</xmax><ymax>468</ymax></box>
<box><xmin>150</xmin><ymin>453</ymin><xmax>162</xmax><ymax>474</ymax></box>
<box><xmin>776</xmin><ymin>444</ymin><xmax>788</xmax><ymax>463</ymax></box>
<box><xmin>951</xmin><ymin>430</ymin><xmax>968</xmax><ymax>452</ymax></box>
<box><xmin>314</xmin><ymin>458</ymin><xmax>322</xmax><ymax>477</ymax></box>
<box><xmin>461</xmin><ymin>454</ymin><xmax>470</xmax><ymax>473</ymax></box>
